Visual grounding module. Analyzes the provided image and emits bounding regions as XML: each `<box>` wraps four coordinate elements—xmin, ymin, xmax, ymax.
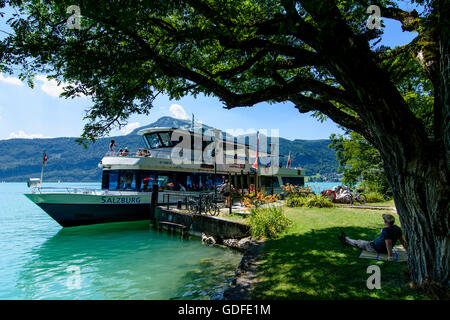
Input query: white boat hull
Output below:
<box><xmin>25</xmin><ymin>192</ymin><xmax>157</xmax><ymax>227</ymax></box>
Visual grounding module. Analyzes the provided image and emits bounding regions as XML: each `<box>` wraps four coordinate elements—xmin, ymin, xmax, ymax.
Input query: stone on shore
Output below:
<box><xmin>201</xmin><ymin>232</ymin><xmax>216</xmax><ymax>244</ymax></box>
<box><xmin>223</xmin><ymin>239</ymin><xmax>239</xmax><ymax>248</ymax></box>
<box><xmin>237</xmin><ymin>237</ymin><xmax>251</xmax><ymax>250</ymax></box>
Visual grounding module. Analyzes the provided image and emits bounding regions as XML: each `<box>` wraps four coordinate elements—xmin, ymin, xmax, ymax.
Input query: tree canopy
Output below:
<box><xmin>0</xmin><ymin>0</ymin><xmax>444</xmax><ymax>144</ymax></box>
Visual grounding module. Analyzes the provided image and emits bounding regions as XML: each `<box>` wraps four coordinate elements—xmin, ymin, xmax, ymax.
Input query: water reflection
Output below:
<box><xmin>16</xmin><ymin>221</ymin><xmax>242</xmax><ymax>300</ymax></box>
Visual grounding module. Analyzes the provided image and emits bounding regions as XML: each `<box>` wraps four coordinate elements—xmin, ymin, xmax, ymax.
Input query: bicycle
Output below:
<box><xmin>187</xmin><ymin>193</ymin><xmax>222</xmax><ymax>216</ymax></box>
<box><xmin>203</xmin><ymin>193</ymin><xmax>222</xmax><ymax>216</ymax></box>
<box><xmin>350</xmin><ymin>189</ymin><xmax>367</xmax><ymax>205</ymax></box>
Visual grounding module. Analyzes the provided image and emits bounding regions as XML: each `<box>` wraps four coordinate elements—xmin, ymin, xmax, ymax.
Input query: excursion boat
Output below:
<box><xmin>25</xmin><ymin>128</ymin><xmax>305</xmax><ymax>227</ymax></box>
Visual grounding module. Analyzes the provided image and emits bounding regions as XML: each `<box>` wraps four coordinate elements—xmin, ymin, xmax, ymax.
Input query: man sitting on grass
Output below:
<box><xmin>338</xmin><ymin>214</ymin><xmax>408</xmax><ymax>261</ymax></box>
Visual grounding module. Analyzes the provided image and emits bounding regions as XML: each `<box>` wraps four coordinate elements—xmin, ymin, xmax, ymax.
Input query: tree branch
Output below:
<box><xmin>289</xmin><ymin>93</ymin><xmax>376</xmax><ymax>144</ymax></box>
<box><xmin>213</xmin><ymin>49</ymin><xmax>269</xmax><ymax>79</ymax></box>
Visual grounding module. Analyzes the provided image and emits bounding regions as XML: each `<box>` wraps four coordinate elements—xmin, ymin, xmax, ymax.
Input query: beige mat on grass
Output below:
<box><xmin>359</xmin><ymin>246</ymin><xmax>407</xmax><ymax>262</ymax></box>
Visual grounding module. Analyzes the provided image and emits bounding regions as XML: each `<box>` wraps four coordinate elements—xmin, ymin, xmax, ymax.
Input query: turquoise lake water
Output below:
<box><xmin>0</xmin><ymin>183</ymin><xmax>243</xmax><ymax>300</ymax></box>
<box><xmin>304</xmin><ymin>182</ymin><xmax>340</xmax><ymax>194</ymax></box>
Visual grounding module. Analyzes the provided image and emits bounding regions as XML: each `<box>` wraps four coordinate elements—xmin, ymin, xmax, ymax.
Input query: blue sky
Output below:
<box><xmin>0</xmin><ymin>3</ymin><xmax>419</xmax><ymax>141</ymax></box>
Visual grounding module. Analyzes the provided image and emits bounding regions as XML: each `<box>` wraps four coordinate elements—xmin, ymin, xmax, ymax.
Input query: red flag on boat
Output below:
<box><xmin>251</xmin><ymin>131</ymin><xmax>259</xmax><ymax>170</ymax></box>
<box><xmin>43</xmin><ymin>152</ymin><xmax>48</xmax><ymax>164</ymax></box>
<box><xmin>286</xmin><ymin>151</ymin><xmax>291</xmax><ymax>168</ymax></box>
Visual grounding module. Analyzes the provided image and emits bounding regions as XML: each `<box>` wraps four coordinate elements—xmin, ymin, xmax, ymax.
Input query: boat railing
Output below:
<box><xmin>30</xmin><ymin>186</ymin><xmax>98</xmax><ymax>195</ymax></box>
<box><xmin>104</xmin><ymin>149</ymin><xmax>173</xmax><ymax>160</ymax></box>
<box><xmin>31</xmin><ymin>186</ymin><xmax>140</xmax><ymax>196</ymax></box>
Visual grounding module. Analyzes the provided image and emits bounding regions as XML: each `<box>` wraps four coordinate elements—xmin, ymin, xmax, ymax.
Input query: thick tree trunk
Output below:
<box><xmin>318</xmin><ymin>19</ymin><xmax>450</xmax><ymax>293</ymax></box>
<box><xmin>382</xmin><ymin>147</ymin><xmax>449</xmax><ymax>295</ymax></box>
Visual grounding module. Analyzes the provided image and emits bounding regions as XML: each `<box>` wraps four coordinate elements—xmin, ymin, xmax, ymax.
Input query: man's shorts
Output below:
<box><xmin>352</xmin><ymin>240</ymin><xmax>377</xmax><ymax>253</ymax></box>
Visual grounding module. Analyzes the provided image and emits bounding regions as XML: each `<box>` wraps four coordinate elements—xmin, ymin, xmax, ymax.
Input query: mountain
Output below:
<box><xmin>0</xmin><ymin>116</ymin><xmax>339</xmax><ymax>182</ymax></box>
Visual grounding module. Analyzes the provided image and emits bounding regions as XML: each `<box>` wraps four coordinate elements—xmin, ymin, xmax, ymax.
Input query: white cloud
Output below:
<box><xmin>121</xmin><ymin>122</ymin><xmax>141</xmax><ymax>135</ymax></box>
<box><xmin>7</xmin><ymin>130</ymin><xmax>52</xmax><ymax>139</ymax></box>
<box><xmin>169</xmin><ymin>103</ymin><xmax>189</xmax><ymax>120</ymax></box>
<box><xmin>0</xmin><ymin>73</ymin><xmax>23</xmax><ymax>86</ymax></box>
<box><xmin>35</xmin><ymin>75</ymin><xmax>66</xmax><ymax>97</ymax></box>
<box><xmin>34</xmin><ymin>75</ymin><xmax>88</xmax><ymax>98</ymax></box>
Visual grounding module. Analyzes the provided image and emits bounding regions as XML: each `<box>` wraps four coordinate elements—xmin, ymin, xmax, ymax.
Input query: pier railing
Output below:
<box><xmin>160</xmin><ymin>191</ymin><xmax>225</xmax><ymax>215</ymax></box>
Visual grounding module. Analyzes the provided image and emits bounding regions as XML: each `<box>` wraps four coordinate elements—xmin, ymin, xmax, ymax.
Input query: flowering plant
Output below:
<box><xmin>280</xmin><ymin>184</ymin><xmax>314</xmax><ymax>197</ymax></box>
<box><xmin>242</xmin><ymin>192</ymin><xmax>279</xmax><ymax>208</ymax></box>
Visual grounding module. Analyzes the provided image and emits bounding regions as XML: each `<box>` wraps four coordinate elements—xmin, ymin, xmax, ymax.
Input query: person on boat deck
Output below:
<box><xmin>143</xmin><ymin>148</ymin><xmax>151</xmax><ymax>157</ymax></box>
<box><xmin>338</xmin><ymin>214</ymin><xmax>407</xmax><ymax>261</ymax></box>
<box><xmin>142</xmin><ymin>177</ymin><xmax>150</xmax><ymax>191</ymax></box>
<box><xmin>109</xmin><ymin>139</ymin><xmax>116</xmax><ymax>152</ymax></box>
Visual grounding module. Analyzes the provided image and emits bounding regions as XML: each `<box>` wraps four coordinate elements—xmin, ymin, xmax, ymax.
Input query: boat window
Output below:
<box><xmin>119</xmin><ymin>171</ymin><xmax>137</xmax><ymax>190</ymax></box>
<box><xmin>273</xmin><ymin>177</ymin><xmax>280</xmax><ymax>187</ymax></box>
<box><xmin>281</xmin><ymin>176</ymin><xmax>304</xmax><ymax>186</ymax></box>
<box><xmin>157</xmin><ymin>174</ymin><xmax>176</xmax><ymax>191</ymax></box>
<box><xmin>102</xmin><ymin>171</ymin><xmax>119</xmax><ymax>190</ymax></box>
<box><xmin>144</xmin><ymin>132</ymin><xmax>175</xmax><ymax>149</ymax></box>
<box><xmin>240</xmin><ymin>175</ymin><xmax>249</xmax><ymax>189</ymax></box>
<box><xmin>249</xmin><ymin>176</ymin><xmax>256</xmax><ymax>190</ymax></box>
<box><xmin>204</xmin><ymin>174</ymin><xmax>214</xmax><ymax>191</ymax></box>
<box><xmin>196</xmin><ymin>174</ymin><xmax>213</xmax><ymax>191</ymax></box>
<box><xmin>140</xmin><ymin>173</ymin><xmax>156</xmax><ymax>192</ymax></box>
<box><xmin>158</xmin><ymin>132</ymin><xmax>173</xmax><ymax>147</ymax></box>
<box><xmin>261</xmin><ymin>176</ymin><xmax>280</xmax><ymax>188</ymax></box>
<box><xmin>174</xmin><ymin>172</ymin><xmax>215</xmax><ymax>191</ymax></box>
<box><xmin>145</xmin><ymin>133</ymin><xmax>162</xmax><ymax>149</ymax></box>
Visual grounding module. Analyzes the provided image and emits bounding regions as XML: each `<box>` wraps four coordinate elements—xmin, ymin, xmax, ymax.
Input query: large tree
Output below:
<box><xmin>1</xmin><ymin>0</ymin><xmax>448</xmax><ymax>293</ymax></box>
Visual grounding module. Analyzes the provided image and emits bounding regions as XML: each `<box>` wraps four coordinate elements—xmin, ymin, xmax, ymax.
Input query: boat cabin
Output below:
<box><xmin>99</xmin><ymin>127</ymin><xmax>304</xmax><ymax>194</ymax></box>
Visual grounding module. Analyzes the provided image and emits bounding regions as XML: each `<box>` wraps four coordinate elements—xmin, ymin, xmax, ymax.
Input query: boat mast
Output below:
<box><xmin>40</xmin><ymin>151</ymin><xmax>47</xmax><ymax>189</ymax></box>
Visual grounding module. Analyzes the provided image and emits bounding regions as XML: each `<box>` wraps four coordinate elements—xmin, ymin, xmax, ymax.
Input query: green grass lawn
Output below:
<box><xmin>368</xmin><ymin>199</ymin><xmax>396</xmax><ymax>207</ymax></box>
<box><xmin>251</xmin><ymin>206</ymin><xmax>428</xmax><ymax>300</ymax></box>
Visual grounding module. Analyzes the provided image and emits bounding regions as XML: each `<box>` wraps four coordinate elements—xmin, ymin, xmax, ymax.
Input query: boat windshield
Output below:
<box><xmin>144</xmin><ymin>132</ymin><xmax>175</xmax><ymax>149</ymax></box>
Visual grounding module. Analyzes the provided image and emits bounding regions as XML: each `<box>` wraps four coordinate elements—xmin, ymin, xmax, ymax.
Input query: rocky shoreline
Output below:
<box><xmin>222</xmin><ymin>240</ymin><xmax>265</xmax><ymax>300</ymax></box>
<box><xmin>200</xmin><ymin>233</ymin><xmax>264</xmax><ymax>300</ymax></box>
<box><xmin>201</xmin><ymin>232</ymin><xmax>252</xmax><ymax>251</ymax></box>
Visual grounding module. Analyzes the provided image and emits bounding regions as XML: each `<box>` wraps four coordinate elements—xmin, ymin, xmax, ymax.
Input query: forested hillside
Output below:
<box><xmin>0</xmin><ymin>117</ymin><xmax>339</xmax><ymax>182</ymax></box>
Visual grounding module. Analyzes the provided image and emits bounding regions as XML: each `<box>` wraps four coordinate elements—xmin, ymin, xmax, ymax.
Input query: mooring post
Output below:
<box><xmin>150</xmin><ymin>183</ymin><xmax>159</xmax><ymax>219</ymax></box>
<box><xmin>229</xmin><ymin>172</ymin><xmax>232</xmax><ymax>215</ymax></box>
<box><xmin>167</xmin><ymin>193</ymin><xmax>170</xmax><ymax>210</ymax></box>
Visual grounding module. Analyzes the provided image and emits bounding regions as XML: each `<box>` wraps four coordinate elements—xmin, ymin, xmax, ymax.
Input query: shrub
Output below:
<box><xmin>304</xmin><ymin>194</ymin><xmax>334</xmax><ymax>208</ymax></box>
<box><xmin>285</xmin><ymin>194</ymin><xmax>333</xmax><ymax>208</ymax></box>
<box><xmin>365</xmin><ymin>191</ymin><xmax>386</xmax><ymax>203</ymax></box>
<box><xmin>249</xmin><ymin>205</ymin><xmax>292</xmax><ymax>239</ymax></box>
<box><xmin>286</xmin><ymin>194</ymin><xmax>307</xmax><ymax>207</ymax></box>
